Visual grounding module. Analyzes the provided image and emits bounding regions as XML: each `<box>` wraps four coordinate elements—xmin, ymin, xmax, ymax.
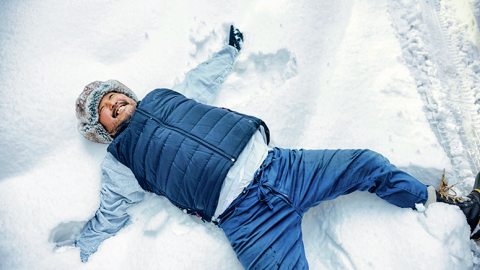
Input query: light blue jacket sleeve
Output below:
<box><xmin>173</xmin><ymin>45</ymin><xmax>239</xmax><ymax>104</ymax></box>
<box><xmin>75</xmin><ymin>152</ymin><xmax>145</xmax><ymax>262</ymax></box>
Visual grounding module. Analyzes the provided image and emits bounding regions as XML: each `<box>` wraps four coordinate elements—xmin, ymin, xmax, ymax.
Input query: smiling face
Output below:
<box><xmin>98</xmin><ymin>92</ymin><xmax>137</xmax><ymax>136</ymax></box>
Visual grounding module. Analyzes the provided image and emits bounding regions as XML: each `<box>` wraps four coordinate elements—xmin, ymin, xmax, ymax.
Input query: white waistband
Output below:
<box><xmin>214</xmin><ymin>130</ymin><xmax>269</xmax><ymax>218</ymax></box>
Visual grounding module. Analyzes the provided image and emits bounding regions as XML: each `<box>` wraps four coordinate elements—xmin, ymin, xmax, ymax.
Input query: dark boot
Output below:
<box><xmin>436</xmin><ymin>170</ymin><xmax>480</xmax><ymax>240</ymax></box>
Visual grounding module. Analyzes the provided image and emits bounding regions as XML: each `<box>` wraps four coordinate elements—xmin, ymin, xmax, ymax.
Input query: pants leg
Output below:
<box><xmin>270</xmin><ymin>148</ymin><xmax>429</xmax><ymax>213</ymax></box>
<box><xmin>219</xmin><ymin>188</ymin><xmax>307</xmax><ymax>270</ymax></box>
<box><xmin>219</xmin><ymin>148</ymin><xmax>429</xmax><ymax>270</ymax></box>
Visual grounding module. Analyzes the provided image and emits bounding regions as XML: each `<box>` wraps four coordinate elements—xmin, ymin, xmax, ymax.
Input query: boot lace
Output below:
<box><xmin>438</xmin><ymin>169</ymin><xmax>465</xmax><ymax>203</ymax></box>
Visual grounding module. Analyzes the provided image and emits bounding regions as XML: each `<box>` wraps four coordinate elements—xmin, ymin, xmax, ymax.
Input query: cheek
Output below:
<box><xmin>99</xmin><ymin>112</ymin><xmax>111</xmax><ymax>127</ymax></box>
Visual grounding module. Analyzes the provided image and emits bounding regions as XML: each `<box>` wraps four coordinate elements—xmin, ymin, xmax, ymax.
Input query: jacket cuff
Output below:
<box><xmin>80</xmin><ymin>250</ymin><xmax>91</xmax><ymax>263</ymax></box>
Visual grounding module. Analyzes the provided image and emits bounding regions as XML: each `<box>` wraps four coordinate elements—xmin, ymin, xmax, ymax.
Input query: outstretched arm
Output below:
<box><xmin>173</xmin><ymin>26</ymin><xmax>244</xmax><ymax>105</ymax></box>
<box><xmin>75</xmin><ymin>153</ymin><xmax>145</xmax><ymax>262</ymax></box>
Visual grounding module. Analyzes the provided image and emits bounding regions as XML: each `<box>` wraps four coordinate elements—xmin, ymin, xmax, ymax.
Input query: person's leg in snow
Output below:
<box><xmin>219</xmin><ymin>148</ymin><xmax>480</xmax><ymax>269</ymax></box>
<box><xmin>219</xmin><ymin>148</ymin><xmax>431</xmax><ymax>270</ymax></box>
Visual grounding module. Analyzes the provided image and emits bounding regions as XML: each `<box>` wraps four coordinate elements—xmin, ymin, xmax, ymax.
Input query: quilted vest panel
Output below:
<box><xmin>107</xmin><ymin>88</ymin><xmax>269</xmax><ymax>221</ymax></box>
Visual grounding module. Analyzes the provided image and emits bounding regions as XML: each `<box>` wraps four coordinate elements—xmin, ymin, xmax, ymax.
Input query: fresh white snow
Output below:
<box><xmin>2</xmin><ymin>0</ymin><xmax>480</xmax><ymax>269</ymax></box>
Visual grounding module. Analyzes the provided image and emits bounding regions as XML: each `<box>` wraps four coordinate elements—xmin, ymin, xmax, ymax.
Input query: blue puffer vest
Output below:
<box><xmin>107</xmin><ymin>88</ymin><xmax>269</xmax><ymax>222</ymax></box>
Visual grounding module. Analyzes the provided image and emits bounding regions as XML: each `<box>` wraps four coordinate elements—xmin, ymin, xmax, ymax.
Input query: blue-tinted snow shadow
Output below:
<box><xmin>474</xmin><ymin>1</ymin><xmax>480</xmax><ymax>34</ymax></box>
<box><xmin>397</xmin><ymin>165</ymin><xmax>444</xmax><ymax>188</ymax></box>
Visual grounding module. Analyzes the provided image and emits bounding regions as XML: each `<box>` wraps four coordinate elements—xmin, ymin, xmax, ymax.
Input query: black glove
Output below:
<box><xmin>229</xmin><ymin>25</ymin><xmax>244</xmax><ymax>51</ymax></box>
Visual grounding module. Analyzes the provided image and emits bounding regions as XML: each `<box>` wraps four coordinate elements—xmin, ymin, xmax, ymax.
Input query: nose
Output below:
<box><xmin>105</xmin><ymin>100</ymin><xmax>116</xmax><ymax>111</ymax></box>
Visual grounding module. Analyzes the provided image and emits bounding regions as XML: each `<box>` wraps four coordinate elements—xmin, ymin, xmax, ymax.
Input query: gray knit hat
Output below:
<box><xmin>76</xmin><ymin>80</ymin><xmax>138</xmax><ymax>144</ymax></box>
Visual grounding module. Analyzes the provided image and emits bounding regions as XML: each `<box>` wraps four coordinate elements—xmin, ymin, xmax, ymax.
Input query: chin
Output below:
<box><xmin>121</xmin><ymin>107</ymin><xmax>136</xmax><ymax>122</ymax></box>
<box><xmin>125</xmin><ymin>106</ymin><xmax>136</xmax><ymax>117</ymax></box>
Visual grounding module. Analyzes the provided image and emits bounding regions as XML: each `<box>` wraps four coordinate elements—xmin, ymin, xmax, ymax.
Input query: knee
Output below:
<box><xmin>358</xmin><ymin>149</ymin><xmax>391</xmax><ymax>168</ymax></box>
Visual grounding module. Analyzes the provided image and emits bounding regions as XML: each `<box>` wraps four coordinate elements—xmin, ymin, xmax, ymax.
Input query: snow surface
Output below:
<box><xmin>1</xmin><ymin>0</ymin><xmax>480</xmax><ymax>269</ymax></box>
<box><xmin>450</xmin><ymin>0</ymin><xmax>480</xmax><ymax>49</ymax></box>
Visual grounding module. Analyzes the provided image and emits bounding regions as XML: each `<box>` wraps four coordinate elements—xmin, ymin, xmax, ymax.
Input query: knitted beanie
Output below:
<box><xmin>76</xmin><ymin>80</ymin><xmax>138</xmax><ymax>144</ymax></box>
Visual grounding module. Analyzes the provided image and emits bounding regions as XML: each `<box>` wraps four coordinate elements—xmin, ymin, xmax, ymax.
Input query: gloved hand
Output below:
<box><xmin>229</xmin><ymin>25</ymin><xmax>244</xmax><ymax>51</ymax></box>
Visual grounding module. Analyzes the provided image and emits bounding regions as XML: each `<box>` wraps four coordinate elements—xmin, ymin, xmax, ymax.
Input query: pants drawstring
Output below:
<box><xmin>246</xmin><ymin>155</ymin><xmax>283</xmax><ymax>210</ymax></box>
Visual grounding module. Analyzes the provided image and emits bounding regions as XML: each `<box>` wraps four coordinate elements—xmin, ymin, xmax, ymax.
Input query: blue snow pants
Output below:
<box><xmin>217</xmin><ymin>148</ymin><xmax>428</xmax><ymax>270</ymax></box>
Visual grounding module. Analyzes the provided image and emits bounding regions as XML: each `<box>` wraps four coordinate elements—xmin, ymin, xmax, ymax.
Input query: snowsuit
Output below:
<box><xmin>76</xmin><ymin>45</ymin><xmax>429</xmax><ymax>269</ymax></box>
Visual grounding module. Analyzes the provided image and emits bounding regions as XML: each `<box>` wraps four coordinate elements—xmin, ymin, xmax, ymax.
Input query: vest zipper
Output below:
<box><xmin>136</xmin><ymin>108</ymin><xmax>236</xmax><ymax>163</ymax></box>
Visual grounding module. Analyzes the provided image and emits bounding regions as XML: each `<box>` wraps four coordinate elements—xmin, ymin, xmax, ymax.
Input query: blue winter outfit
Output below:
<box><xmin>76</xmin><ymin>45</ymin><xmax>429</xmax><ymax>269</ymax></box>
<box><xmin>218</xmin><ymin>148</ymin><xmax>428</xmax><ymax>269</ymax></box>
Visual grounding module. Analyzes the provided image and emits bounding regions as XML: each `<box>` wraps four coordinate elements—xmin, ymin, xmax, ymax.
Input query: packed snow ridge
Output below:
<box><xmin>391</xmin><ymin>0</ymin><xmax>480</xmax><ymax>194</ymax></box>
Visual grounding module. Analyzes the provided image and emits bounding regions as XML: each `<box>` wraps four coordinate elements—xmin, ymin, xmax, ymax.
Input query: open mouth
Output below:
<box><xmin>112</xmin><ymin>101</ymin><xmax>129</xmax><ymax>118</ymax></box>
